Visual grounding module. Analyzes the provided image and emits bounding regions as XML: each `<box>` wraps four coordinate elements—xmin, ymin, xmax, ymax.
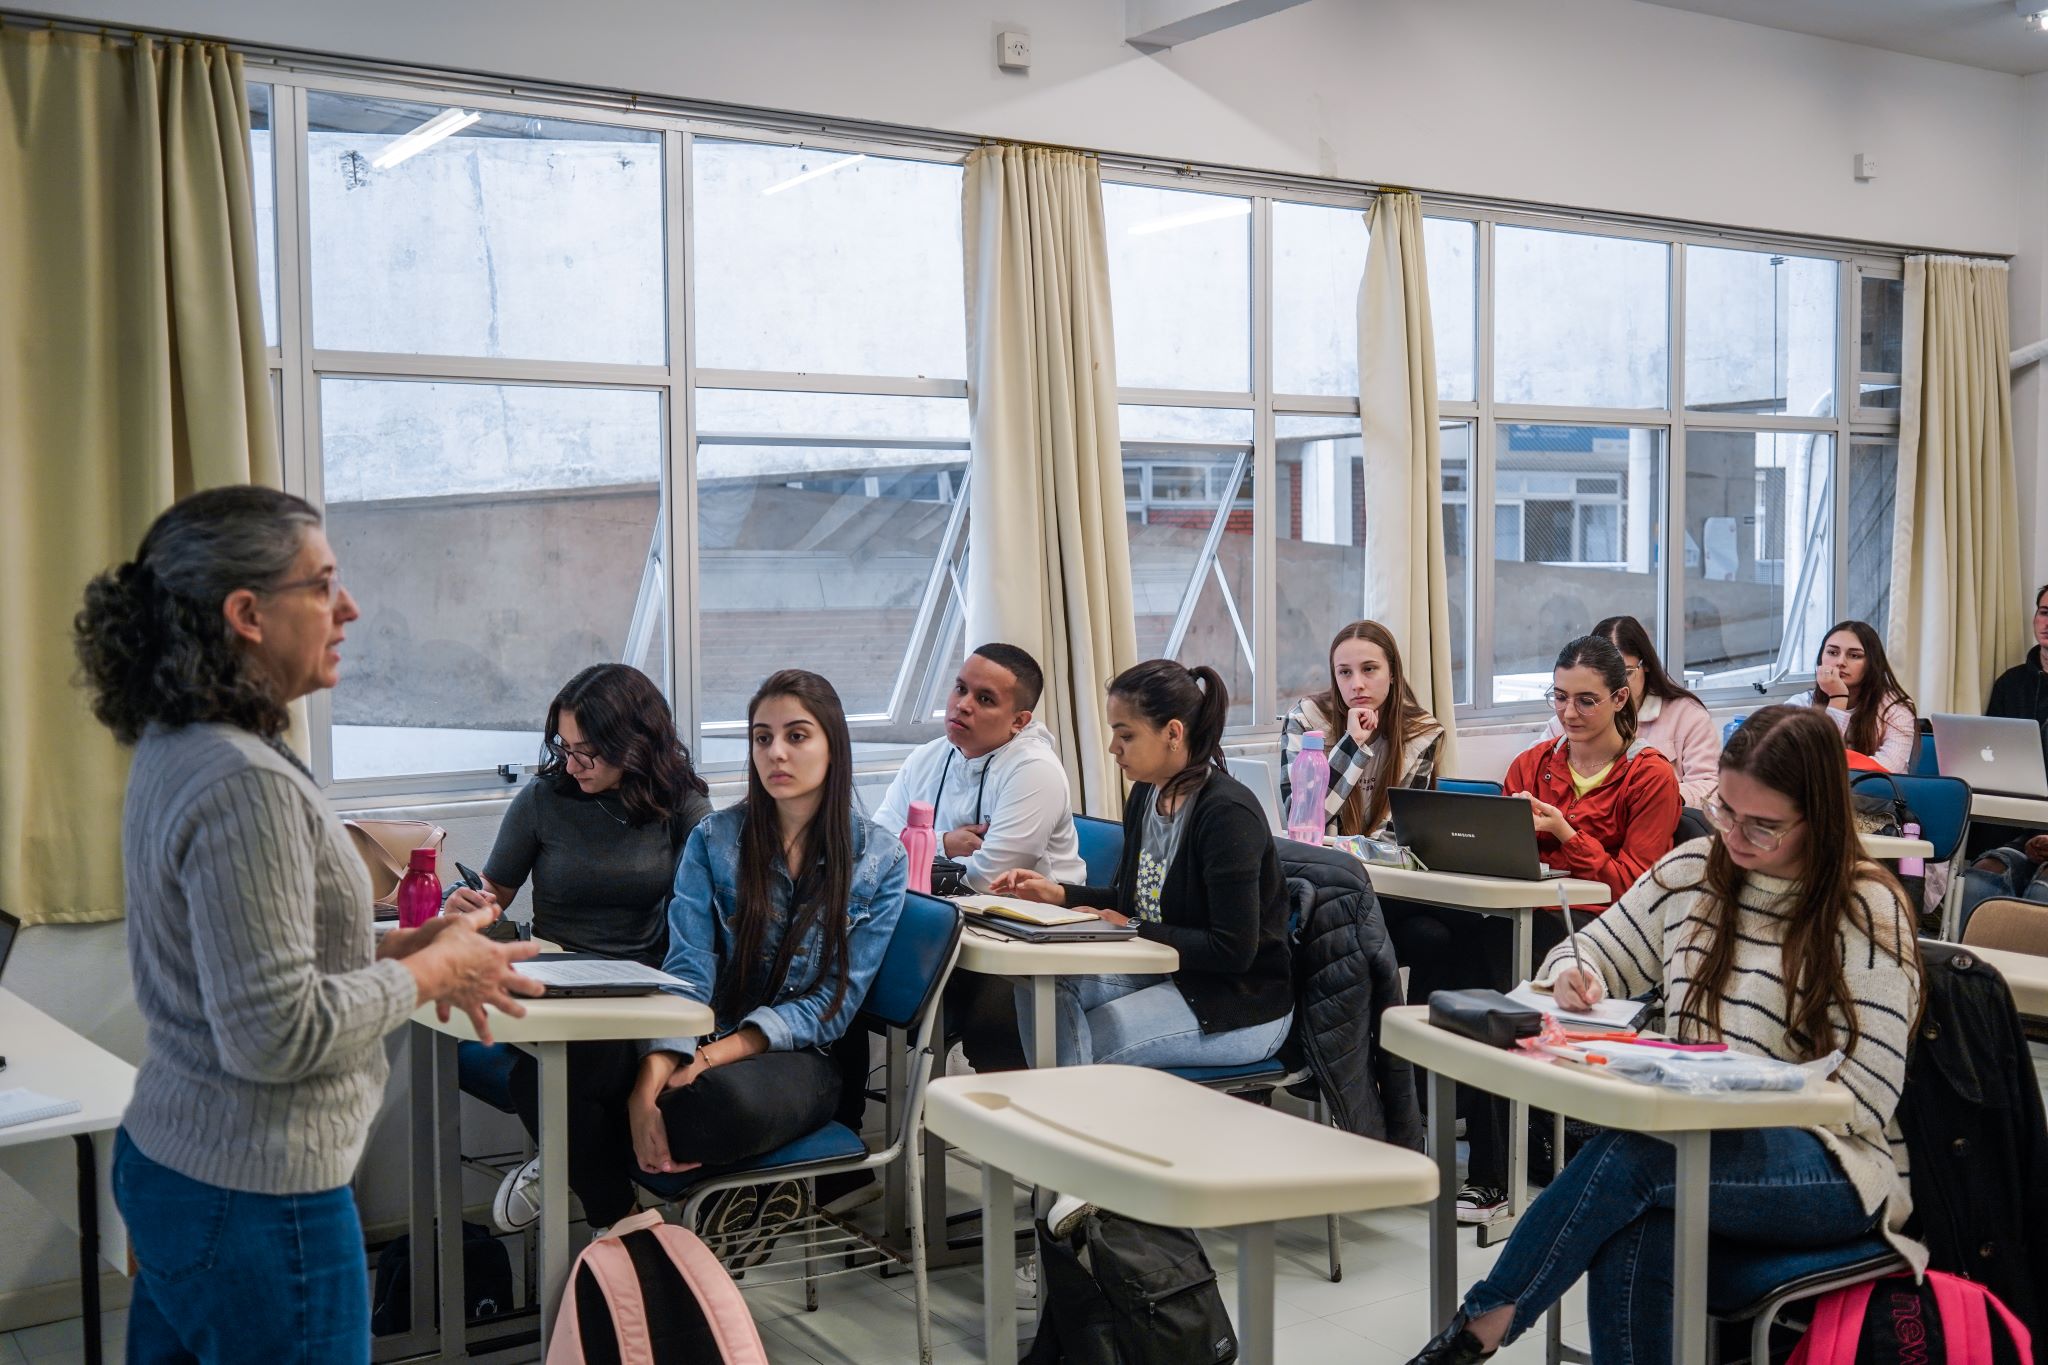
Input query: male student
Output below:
<box><xmin>823</xmin><ymin>643</ymin><xmax>1084</xmax><ymax>1213</ymax></box>
<box><xmin>871</xmin><ymin>642</ymin><xmax>1084</xmax><ymax>892</ymax></box>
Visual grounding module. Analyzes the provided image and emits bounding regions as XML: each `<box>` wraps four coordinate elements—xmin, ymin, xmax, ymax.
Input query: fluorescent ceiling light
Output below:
<box><xmin>761</xmin><ymin>154</ymin><xmax>867</xmax><ymax>196</ymax></box>
<box><xmin>1127</xmin><ymin>199</ymin><xmax>1252</xmax><ymax>236</ymax></box>
<box><xmin>2020</xmin><ymin>1</ymin><xmax>2048</xmax><ymax>29</ymax></box>
<box><xmin>371</xmin><ymin>108</ymin><xmax>481</xmax><ymax>169</ymax></box>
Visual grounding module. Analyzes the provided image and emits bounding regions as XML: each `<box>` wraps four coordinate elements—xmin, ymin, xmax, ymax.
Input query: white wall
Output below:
<box><xmin>28</xmin><ymin>0</ymin><xmax>2025</xmax><ymax>254</ymax></box>
<box><xmin>2013</xmin><ymin>76</ymin><xmax>2048</xmax><ymax>600</ymax></box>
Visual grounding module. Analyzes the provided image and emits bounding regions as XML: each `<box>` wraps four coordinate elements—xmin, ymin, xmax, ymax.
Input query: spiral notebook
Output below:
<box><xmin>0</xmin><ymin>1088</ymin><xmax>82</xmax><ymax>1131</ymax></box>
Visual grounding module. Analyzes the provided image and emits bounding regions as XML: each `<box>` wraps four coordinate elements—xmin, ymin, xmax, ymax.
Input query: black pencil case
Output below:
<box><xmin>1428</xmin><ymin>988</ymin><xmax>1542</xmax><ymax>1049</ymax></box>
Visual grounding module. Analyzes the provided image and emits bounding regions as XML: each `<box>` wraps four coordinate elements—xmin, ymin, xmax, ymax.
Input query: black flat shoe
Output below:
<box><xmin>1403</xmin><ymin>1310</ymin><xmax>1496</xmax><ymax>1364</ymax></box>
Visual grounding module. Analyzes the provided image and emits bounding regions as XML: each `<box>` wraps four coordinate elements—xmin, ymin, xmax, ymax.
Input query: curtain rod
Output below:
<box><xmin>2</xmin><ymin>5</ymin><xmax>2002</xmax><ymax>262</ymax></box>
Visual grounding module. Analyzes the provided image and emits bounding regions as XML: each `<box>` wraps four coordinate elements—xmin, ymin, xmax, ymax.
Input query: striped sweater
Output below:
<box><xmin>122</xmin><ymin>723</ymin><xmax>417</xmax><ymax>1194</ymax></box>
<box><xmin>1538</xmin><ymin>838</ymin><xmax>1927</xmax><ymax>1271</ymax></box>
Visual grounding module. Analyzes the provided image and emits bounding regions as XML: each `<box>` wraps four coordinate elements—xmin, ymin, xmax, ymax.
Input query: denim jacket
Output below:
<box><xmin>639</xmin><ymin>804</ymin><xmax>908</xmax><ymax>1059</ymax></box>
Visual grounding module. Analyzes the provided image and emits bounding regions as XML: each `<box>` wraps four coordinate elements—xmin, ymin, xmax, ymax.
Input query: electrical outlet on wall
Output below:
<box><xmin>998</xmin><ymin>30</ymin><xmax>1031</xmax><ymax>72</ymax></box>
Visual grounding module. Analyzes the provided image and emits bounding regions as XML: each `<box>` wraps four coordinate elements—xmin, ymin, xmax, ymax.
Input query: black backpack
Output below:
<box><xmin>371</xmin><ymin>1220</ymin><xmax>516</xmax><ymax>1335</ymax></box>
<box><xmin>1023</xmin><ymin>1210</ymin><xmax>1237</xmax><ymax>1365</ymax></box>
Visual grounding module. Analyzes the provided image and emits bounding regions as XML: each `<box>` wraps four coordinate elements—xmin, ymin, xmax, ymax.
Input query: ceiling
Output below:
<box><xmin>1635</xmin><ymin>0</ymin><xmax>2048</xmax><ymax>75</ymax></box>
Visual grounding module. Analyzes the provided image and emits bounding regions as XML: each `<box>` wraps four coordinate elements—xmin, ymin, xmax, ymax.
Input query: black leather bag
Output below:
<box><xmin>370</xmin><ymin>1221</ymin><xmax>515</xmax><ymax>1335</ymax></box>
<box><xmin>1428</xmin><ymin>988</ymin><xmax>1542</xmax><ymax>1049</ymax></box>
<box><xmin>1024</xmin><ymin>1210</ymin><xmax>1238</xmax><ymax>1365</ymax></box>
<box><xmin>930</xmin><ymin>855</ymin><xmax>972</xmax><ymax>898</ymax></box>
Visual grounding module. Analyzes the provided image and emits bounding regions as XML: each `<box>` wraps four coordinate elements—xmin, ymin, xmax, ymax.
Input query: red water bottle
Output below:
<box><xmin>900</xmin><ymin>801</ymin><xmax>937</xmax><ymax>895</ymax></box>
<box><xmin>396</xmin><ymin>846</ymin><xmax>442</xmax><ymax>929</ymax></box>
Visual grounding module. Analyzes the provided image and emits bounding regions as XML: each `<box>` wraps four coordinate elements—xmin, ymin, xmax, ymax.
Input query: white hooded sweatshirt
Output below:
<box><xmin>871</xmin><ymin>719</ymin><xmax>1085</xmax><ymax>891</ymax></box>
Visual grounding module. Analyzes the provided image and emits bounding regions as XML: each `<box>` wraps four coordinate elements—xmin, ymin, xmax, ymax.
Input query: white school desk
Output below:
<box><xmin>955</xmin><ymin>925</ymin><xmax>1180</xmax><ymax>1069</ymax></box>
<box><xmin>1382</xmin><ymin>1006</ymin><xmax>1853</xmax><ymax>1365</ymax></box>
<box><xmin>1972</xmin><ymin>792</ymin><xmax>2048</xmax><ymax>830</ymax></box>
<box><xmin>925</xmin><ymin>1065</ymin><xmax>1438</xmax><ymax>1365</ymax></box>
<box><xmin>1970</xmin><ymin>945</ymin><xmax>2048</xmax><ymax>1020</ymax></box>
<box><xmin>1860</xmin><ymin>833</ymin><xmax>1934</xmax><ymax>862</ymax></box>
<box><xmin>405</xmin><ymin>989</ymin><xmax>712</xmax><ymax>1354</ymax></box>
<box><xmin>1362</xmin><ymin>865</ymin><xmax>1611</xmax><ymax>1238</ymax></box>
<box><xmin>0</xmin><ymin>990</ymin><xmax>135</xmax><ymax>1365</ymax></box>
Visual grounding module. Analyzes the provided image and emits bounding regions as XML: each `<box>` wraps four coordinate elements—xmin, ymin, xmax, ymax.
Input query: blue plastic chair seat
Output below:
<box><xmin>1165</xmin><ymin>1059</ymin><xmax>1292</xmax><ymax>1086</ymax></box>
<box><xmin>1438</xmin><ymin>778</ymin><xmax>1504</xmax><ymax>798</ymax></box>
<box><xmin>1707</xmin><ymin>1234</ymin><xmax>1900</xmax><ymax>1320</ymax></box>
<box><xmin>631</xmin><ymin>1121</ymin><xmax>871</xmax><ymax>1201</ymax></box>
<box><xmin>457</xmin><ymin>1041</ymin><xmax>521</xmax><ymax>1115</ymax></box>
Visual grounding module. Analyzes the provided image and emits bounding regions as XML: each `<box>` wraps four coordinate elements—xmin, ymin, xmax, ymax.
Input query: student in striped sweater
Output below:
<box><xmin>1405</xmin><ymin>706</ymin><xmax>1924</xmax><ymax>1365</ymax></box>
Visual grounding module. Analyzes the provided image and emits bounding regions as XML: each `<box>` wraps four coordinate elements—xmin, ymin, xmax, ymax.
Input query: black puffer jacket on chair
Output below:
<box><xmin>1277</xmin><ymin>839</ymin><xmax>1423</xmax><ymax>1148</ymax></box>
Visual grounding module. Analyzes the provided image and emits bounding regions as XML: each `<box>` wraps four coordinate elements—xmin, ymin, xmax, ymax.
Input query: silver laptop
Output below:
<box><xmin>1929</xmin><ymin>714</ymin><xmax>2048</xmax><ymax>799</ymax></box>
<box><xmin>1387</xmin><ymin>788</ymin><xmax>1546</xmax><ymax>880</ymax></box>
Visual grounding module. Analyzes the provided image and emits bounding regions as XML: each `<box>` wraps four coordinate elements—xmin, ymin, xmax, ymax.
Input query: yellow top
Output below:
<box><xmin>1569</xmin><ymin>760</ymin><xmax>1615</xmax><ymax>799</ymax></box>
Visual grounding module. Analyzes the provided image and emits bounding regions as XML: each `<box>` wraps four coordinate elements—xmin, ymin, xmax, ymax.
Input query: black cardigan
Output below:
<box><xmin>1059</xmin><ymin>768</ymin><xmax>1292</xmax><ymax>1035</ymax></box>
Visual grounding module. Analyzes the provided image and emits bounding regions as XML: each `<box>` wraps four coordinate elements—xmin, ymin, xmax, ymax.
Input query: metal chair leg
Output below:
<box><xmin>1316</xmin><ymin>1096</ymin><xmax>1341</xmax><ymax>1281</ymax></box>
<box><xmin>803</xmin><ymin>1179</ymin><xmax>819</xmax><ymax>1312</ymax></box>
<box><xmin>909</xmin><ymin>1126</ymin><xmax>934</xmax><ymax>1365</ymax></box>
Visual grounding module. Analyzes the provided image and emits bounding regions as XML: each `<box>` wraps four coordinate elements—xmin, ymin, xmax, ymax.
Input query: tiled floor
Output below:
<box><xmin>1</xmin><ymin>1207</ymin><xmax>1585</xmax><ymax>1365</ymax></box>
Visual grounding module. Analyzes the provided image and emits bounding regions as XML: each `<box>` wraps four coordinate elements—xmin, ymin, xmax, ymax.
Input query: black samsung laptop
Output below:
<box><xmin>1387</xmin><ymin>788</ymin><xmax>1545</xmax><ymax>880</ymax></box>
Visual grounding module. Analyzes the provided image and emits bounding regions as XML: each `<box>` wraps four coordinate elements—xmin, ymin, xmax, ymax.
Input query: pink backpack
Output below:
<box><xmin>546</xmin><ymin>1209</ymin><xmax>769</xmax><ymax>1365</ymax></box>
<box><xmin>1788</xmin><ymin>1271</ymin><xmax>2032</xmax><ymax>1365</ymax></box>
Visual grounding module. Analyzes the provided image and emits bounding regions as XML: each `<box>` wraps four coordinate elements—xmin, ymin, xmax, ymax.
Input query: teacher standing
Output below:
<box><xmin>74</xmin><ymin>485</ymin><xmax>543</xmax><ymax>1363</ymax></box>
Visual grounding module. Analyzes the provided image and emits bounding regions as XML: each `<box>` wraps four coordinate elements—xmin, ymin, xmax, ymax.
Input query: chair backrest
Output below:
<box><xmin>1849</xmin><ymin>771</ymin><xmax>1973</xmax><ymax>862</ymax></box>
<box><xmin>1674</xmin><ymin>806</ymin><xmax>1713</xmax><ymax>844</ymax></box>
<box><xmin>1961</xmin><ymin>897</ymin><xmax>2048</xmax><ymax>957</ymax></box>
<box><xmin>1438</xmin><ymin>778</ymin><xmax>1504</xmax><ymax>798</ymax></box>
<box><xmin>1226</xmin><ymin>756</ymin><xmax>1284</xmax><ymax>832</ymax></box>
<box><xmin>1074</xmin><ymin>813</ymin><xmax>1124</xmax><ymax>886</ymax></box>
<box><xmin>854</xmin><ymin>891</ymin><xmax>963</xmax><ymax>1032</ymax></box>
<box><xmin>1914</xmin><ymin>730</ymin><xmax>1941</xmax><ymax>777</ymax></box>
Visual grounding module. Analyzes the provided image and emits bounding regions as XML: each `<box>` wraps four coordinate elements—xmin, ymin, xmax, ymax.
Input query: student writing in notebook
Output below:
<box><xmin>1403</xmin><ymin>707</ymin><xmax>1923</xmax><ymax>1364</ymax></box>
<box><xmin>990</xmin><ymin>660</ymin><xmax>1292</xmax><ymax>1069</ymax></box>
<box><xmin>439</xmin><ymin>664</ymin><xmax>714</xmax><ymax>1238</ymax></box>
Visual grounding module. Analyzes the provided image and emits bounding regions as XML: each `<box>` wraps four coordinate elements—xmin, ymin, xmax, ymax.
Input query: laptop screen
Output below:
<box><xmin>0</xmin><ymin>908</ymin><xmax>16</xmax><ymax>984</ymax></box>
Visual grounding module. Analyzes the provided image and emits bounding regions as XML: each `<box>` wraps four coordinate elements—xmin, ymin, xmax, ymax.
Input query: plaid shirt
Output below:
<box><xmin>1280</xmin><ymin>697</ymin><xmax>1443</xmax><ymax>836</ymax></box>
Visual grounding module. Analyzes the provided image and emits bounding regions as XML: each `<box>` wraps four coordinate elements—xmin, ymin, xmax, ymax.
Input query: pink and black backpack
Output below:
<box><xmin>546</xmin><ymin>1209</ymin><xmax>769</xmax><ymax>1365</ymax></box>
<box><xmin>1789</xmin><ymin>1270</ymin><xmax>2032</xmax><ymax>1365</ymax></box>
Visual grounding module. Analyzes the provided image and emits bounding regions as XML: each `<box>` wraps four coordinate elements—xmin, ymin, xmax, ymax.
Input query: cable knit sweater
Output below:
<box><xmin>1538</xmin><ymin>838</ymin><xmax>1927</xmax><ymax>1271</ymax></box>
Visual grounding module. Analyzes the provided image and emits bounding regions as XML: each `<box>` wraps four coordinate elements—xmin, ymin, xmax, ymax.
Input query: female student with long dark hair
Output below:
<box><xmin>1404</xmin><ymin>706</ymin><xmax>1923</xmax><ymax>1364</ymax></box>
<box><xmin>1280</xmin><ymin>619</ymin><xmax>1445</xmax><ymax>837</ymax></box>
<box><xmin>1543</xmin><ymin>615</ymin><xmax>1720</xmax><ymax>807</ymax></box>
<box><xmin>990</xmin><ymin>661</ymin><xmax>1293</xmax><ymax>1068</ymax></box>
<box><xmin>628</xmin><ymin>669</ymin><xmax>907</xmax><ymax>1263</ymax></box>
<box><xmin>442</xmin><ymin>664</ymin><xmax>714</xmax><ymax>1234</ymax></box>
<box><xmin>1789</xmin><ymin>620</ymin><xmax>1918</xmax><ymax>772</ymax></box>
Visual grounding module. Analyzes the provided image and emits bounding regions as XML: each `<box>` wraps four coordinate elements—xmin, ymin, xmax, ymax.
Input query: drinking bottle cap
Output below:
<box><xmin>1300</xmin><ymin>732</ymin><xmax>1324</xmax><ymax>751</ymax></box>
<box><xmin>408</xmin><ymin>846</ymin><xmax>437</xmax><ymax>872</ymax></box>
<box><xmin>907</xmin><ymin>801</ymin><xmax>936</xmax><ymax>828</ymax></box>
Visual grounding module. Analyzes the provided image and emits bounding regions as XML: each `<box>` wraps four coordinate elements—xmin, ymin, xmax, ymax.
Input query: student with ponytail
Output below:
<box><xmin>991</xmin><ymin>661</ymin><xmax>1293</xmax><ymax>1068</ymax></box>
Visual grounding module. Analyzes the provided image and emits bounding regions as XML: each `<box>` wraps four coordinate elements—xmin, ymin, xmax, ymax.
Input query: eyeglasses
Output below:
<box><xmin>1702</xmin><ymin>795</ymin><xmax>1802</xmax><ymax>852</ymax></box>
<box><xmin>267</xmin><ymin>571</ymin><xmax>344</xmax><ymax>605</ymax></box>
<box><xmin>1544</xmin><ymin>688</ymin><xmax>1619</xmax><ymax>713</ymax></box>
<box><xmin>558</xmin><ymin>742</ymin><xmax>605</xmax><ymax>769</ymax></box>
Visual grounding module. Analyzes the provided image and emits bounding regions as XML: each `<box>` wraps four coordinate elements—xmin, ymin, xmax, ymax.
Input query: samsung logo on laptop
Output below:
<box><xmin>1450</xmin><ymin>831</ymin><xmax>1476</xmax><ymax>839</ymax></box>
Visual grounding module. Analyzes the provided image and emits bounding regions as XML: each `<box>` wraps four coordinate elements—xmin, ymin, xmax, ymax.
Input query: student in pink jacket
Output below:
<box><xmin>1543</xmin><ymin>615</ymin><xmax>1722</xmax><ymax>807</ymax></box>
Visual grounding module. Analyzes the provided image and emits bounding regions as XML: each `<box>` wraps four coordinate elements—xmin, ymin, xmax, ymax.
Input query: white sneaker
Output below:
<box><xmin>1015</xmin><ymin>1255</ymin><xmax>1038</xmax><ymax>1302</ymax></box>
<box><xmin>493</xmin><ymin>1157</ymin><xmax>543</xmax><ymax>1233</ymax></box>
<box><xmin>1047</xmin><ymin>1193</ymin><xmax>1095</xmax><ymax>1240</ymax></box>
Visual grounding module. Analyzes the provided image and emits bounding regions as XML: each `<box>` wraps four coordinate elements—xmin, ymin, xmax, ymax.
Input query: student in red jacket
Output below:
<box><xmin>1504</xmin><ymin>634</ymin><xmax>1682</xmax><ymax>902</ymax></box>
<box><xmin>1453</xmin><ymin>635</ymin><xmax>1681</xmax><ymax>1225</ymax></box>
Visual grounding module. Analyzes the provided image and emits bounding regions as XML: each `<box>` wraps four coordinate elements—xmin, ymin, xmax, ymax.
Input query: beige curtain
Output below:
<box><xmin>1887</xmin><ymin>256</ymin><xmax>2021</xmax><ymax>716</ymax></box>
<box><xmin>961</xmin><ymin>145</ymin><xmax>1136</xmax><ymax>816</ymax></box>
<box><xmin>0</xmin><ymin>30</ymin><xmax>277</xmax><ymax>924</ymax></box>
<box><xmin>1358</xmin><ymin>192</ymin><xmax>1457</xmax><ymax>770</ymax></box>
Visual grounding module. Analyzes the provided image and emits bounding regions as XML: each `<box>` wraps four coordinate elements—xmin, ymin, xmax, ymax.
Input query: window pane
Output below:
<box><xmin>695</xmin><ymin>391</ymin><xmax>968</xmax><ymax>758</ymax></box>
<box><xmin>1103</xmin><ymin>184</ymin><xmax>1250</xmax><ymax>392</ymax></box>
<box><xmin>1426</xmin><ymin>218</ymin><xmax>1477</xmax><ymax>403</ymax></box>
<box><xmin>1442</xmin><ymin>421</ymin><xmax>1474</xmax><ymax>704</ymax></box>
<box><xmin>307</xmin><ymin>94</ymin><xmax>664</xmax><ymax>363</ymax></box>
<box><xmin>1492</xmin><ymin>424</ymin><xmax>1665</xmax><ymax>704</ymax></box>
<box><xmin>1681</xmin><ymin>431</ymin><xmax>1834</xmax><ymax>690</ymax></box>
<box><xmin>320</xmin><ymin>379</ymin><xmax>664</xmax><ymax>779</ymax></box>
<box><xmin>249</xmin><ymin>84</ymin><xmax>277</xmax><ymax>349</ymax></box>
<box><xmin>1272</xmin><ymin>201</ymin><xmax>1365</xmax><ymax>396</ymax></box>
<box><xmin>1685</xmin><ymin>248</ymin><xmax>1837</xmax><ymax>417</ymax></box>
<box><xmin>1275</xmin><ymin>415</ymin><xmax>1364</xmax><ymax>709</ymax></box>
<box><xmin>692</xmin><ymin>141</ymin><xmax>965</xmax><ymax>379</ymax></box>
<box><xmin>1858</xmin><ymin>274</ymin><xmax>1904</xmax><ymax>411</ymax></box>
<box><xmin>1848</xmin><ymin>438</ymin><xmax>1898</xmax><ymax>638</ymax></box>
<box><xmin>1495</xmin><ymin>227</ymin><xmax>1669</xmax><ymax>409</ymax></box>
<box><xmin>1123</xmin><ymin>406</ymin><xmax>1254</xmax><ymax>725</ymax></box>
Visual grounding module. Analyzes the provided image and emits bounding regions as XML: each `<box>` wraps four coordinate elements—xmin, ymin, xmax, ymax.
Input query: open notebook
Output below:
<box><xmin>955</xmin><ymin>894</ymin><xmax>1097</xmax><ymax>928</ymax></box>
<box><xmin>0</xmin><ymin>1089</ymin><xmax>82</xmax><ymax>1131</ymax></box>
<box><xmin>512</xmin><ymin>955</ymin><xmax>690</xmax><ymax>998</ymax></box>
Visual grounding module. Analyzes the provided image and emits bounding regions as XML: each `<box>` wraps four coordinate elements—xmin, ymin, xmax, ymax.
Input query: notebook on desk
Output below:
<box><xmin>512</xmin><ymin>954</ymin><xmax>686</xmax><ymax>998</ymax></box>
<box><xmin>967</xmin><ymin>915</ymin><xmax>1139</xmax><ymax>945</ymax></box>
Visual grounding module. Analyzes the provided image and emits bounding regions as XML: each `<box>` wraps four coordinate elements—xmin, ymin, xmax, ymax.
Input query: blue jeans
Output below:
<box><xmin>1014</xmin><ymin>972</ymin><xmax>1293</xmax><ymax>1068</ymax></box>
<box><xmin>1460</xmin><ymin>1127</ymin><xmax>1875</xmax><ymax>1365</ymax></box>
<box><xmin>1959</xmin><ymin>844</ymin><xmax>2048</xmax><ymax>934</ymax></box>
<box><xmin>115</xmin><ymin>1130</ymin><xmax>370</xmax><ymax>1365</ymax></box>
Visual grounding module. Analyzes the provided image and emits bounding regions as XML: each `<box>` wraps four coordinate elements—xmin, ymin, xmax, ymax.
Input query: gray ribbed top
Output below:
<box><xmin>121</xmin><ymin>722</ymin><xmax>416</xmax><ymax>1194</ymax></box>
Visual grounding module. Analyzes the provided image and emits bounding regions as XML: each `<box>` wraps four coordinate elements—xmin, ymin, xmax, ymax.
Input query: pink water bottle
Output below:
<box><xmin>901</xmin><ymin>801</ymin><xmax>937</xmax><ymax>895</ymax></box>
<box><xmin>396</xmin><ymin>846</ymin><xmax>442</xmax><ymax>930</ymax></box>
<box><xmin>1898</xmin><ymin>823</ymin><xmax>1925</xmax><ymax>879</ymax></box>
<box><xmin>1285</xmin><ymin>733</ymin><xmax>1331</xmax><ymax>845</ymax></box>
